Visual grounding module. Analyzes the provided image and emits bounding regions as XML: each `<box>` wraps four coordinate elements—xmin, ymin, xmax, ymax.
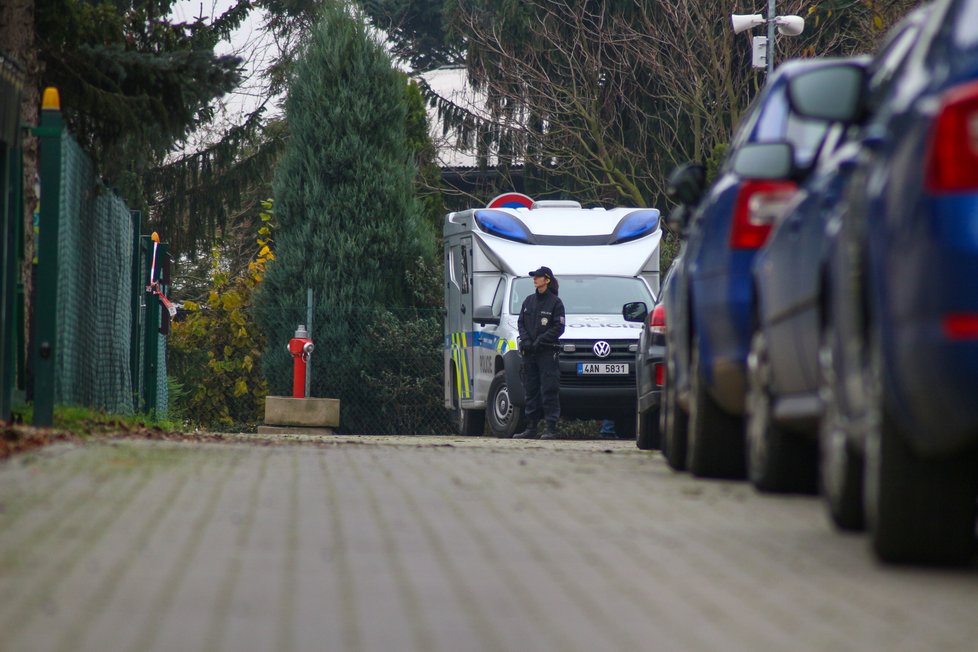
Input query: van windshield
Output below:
<box><xmin>510</xmin><ymin>276</ymin><xmax>653</xmax><ymax>315</ymax></box>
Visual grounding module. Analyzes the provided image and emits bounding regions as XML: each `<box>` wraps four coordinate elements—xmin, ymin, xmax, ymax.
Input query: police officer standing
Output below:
<box><xmin>514</xmin><ymin>266</ymin><xmax>566</xmax><ymax>439</ymax></box>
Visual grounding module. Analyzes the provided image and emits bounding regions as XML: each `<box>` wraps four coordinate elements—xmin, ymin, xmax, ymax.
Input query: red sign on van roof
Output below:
<box><xmin>487</xmin><ymin>193</ymin><xmax>534</xmax><ymax>209</ymax></box>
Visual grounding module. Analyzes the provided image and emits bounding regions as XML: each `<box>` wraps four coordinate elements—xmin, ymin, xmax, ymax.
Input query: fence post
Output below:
<box><xmin>130</xmin><ymin>210</ymin><xmax>142</xmax><ymax>409</ymax></box>
<box><xmin>31</xmin><ymin>88</ymin><xmax>63</xmax><ymax>427</ymax></box>
<box><xmin>142</xmin><ymin>234</ymin><xmax>159</xmax><ymax>414</ymax></box>
<box><xmin>306</xmin><ymin>287</ymin><xmax>313</xmax><ymax>398</ymax></box>
<box><xmin>0</xmin><ymin>55</ymin><xmax>25</xmax><ymax>422</ymax></box>
<box><xmin>0</xmin><ymin>142</ymin><xmax>14</xmax><ymax>421</ymax></box>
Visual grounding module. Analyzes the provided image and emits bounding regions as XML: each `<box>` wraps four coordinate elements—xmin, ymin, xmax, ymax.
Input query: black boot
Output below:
<box><xmin>540</xmin><ymin>420</ymin><xmax>562</xmax><ymax>440</ymax></box>
<box><xmin>513</xmin><ymin>420</ymin><xmax>540</xmax><ymax>439</ymax></box>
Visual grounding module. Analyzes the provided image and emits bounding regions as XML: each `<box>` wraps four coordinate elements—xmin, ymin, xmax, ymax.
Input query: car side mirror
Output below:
<box><xmin>787</xmin><ymin>63</ymin><xmax>867</xmax><ymax>123</ymax></box>
<box><xmin>622</xmin><ymin>301</ymin><xmax>648</xmax><ymax>323</ymax></box>
<box><xmin>666</xmin><ymin>162</ymin><xmax>707</xmax><ymax>207</ymax></box>
<box><xmin>732</xmin><ymin>142</ymin><xmax>795</xmax><ymax>179</ymax></box>
<box><xmin>665</xmin><ymin>205</ymin><xmax>691</xmax><ymax>235</ymax></box>
<box><xmin>473</xmin><ymin>305</ymin><xmax>500</xmax><ymax>326</ymax></box>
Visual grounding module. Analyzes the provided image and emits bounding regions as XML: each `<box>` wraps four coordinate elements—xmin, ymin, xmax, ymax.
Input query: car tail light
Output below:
<box><xmin>943</xmin><ymin>314</ymin><xmax>978</xmax><ymax>340</ymax></box>
<box><xmin>649</xmin><ymin>304</ymin><xmax>666</xmax><ymax>335</ymax></box>
<box><xmin>729</xmin><ymin>180</ymin><xmax>797</xmax><ymax>249</ymax></box>
<box><xmin>925</xmin><ymin>80</ymin><xmax>978</xmax><ymax>193</ymax></box>
<box><xmin>654</xmin><ymin>363</ymin><xmax>666</xmax><ymax>387</ymax></box>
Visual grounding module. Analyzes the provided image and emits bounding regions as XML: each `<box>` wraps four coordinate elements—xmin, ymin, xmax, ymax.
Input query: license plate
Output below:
<box><xmin>577</xmin><ymin>363</ymin><xmax>629</xmax><ymax>375</ymax></box>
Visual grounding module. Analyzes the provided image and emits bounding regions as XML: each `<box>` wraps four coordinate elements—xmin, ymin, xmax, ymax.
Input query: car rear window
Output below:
<box><xmin>753</xmin><ymin>85</ymin><xmax>827</xmax><ymax>167</ymax></box>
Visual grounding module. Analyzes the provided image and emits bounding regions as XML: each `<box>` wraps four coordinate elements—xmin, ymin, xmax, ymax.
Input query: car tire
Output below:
<box><xmin>636</xmin><ymin>407</ymin><xmax>660</xmax><ymax>450</ymax></box>
<box><xmin>661</xmin><ymin>355</ymin><xmax>688</xmax><ymax>470</ymax></box>
<box><xmin>745</xmin><ymin>330</ymin><xmax>817</xmax><ymax>493</ymax></box>
<box><xmin>864</xmin><ymin>334</ymin><xmax>978</xmax><ymax>565</ymax></box>
<box><xmin>687</xmin><ymin>335</ymin><xmax>746</xmax><ymax>479</ymax></box>
<box><xmin>818</xmin><ymin>324</ymin><xmax>865</xmax><ymax>531</ymax></box>
<box><xmin>486</xmin><ymin>370</ymin><xmax>526</xmax><ymax>438</ymax></box>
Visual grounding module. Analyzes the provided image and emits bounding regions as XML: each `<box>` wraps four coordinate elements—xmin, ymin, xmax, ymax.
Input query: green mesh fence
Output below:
<box><xmin>51</xmin><ymin>132</ymin><xmax>163</xmax><ymax>416</ymax></box>
<box><xmin>53</xmin><ymin>133</ymin><xmax>88</xmax><ymax>407</ymax></box>
<box><xmin>155</xmin><ymin>332</ymin><xmax>168</xmax><ymax>416</ymax></box>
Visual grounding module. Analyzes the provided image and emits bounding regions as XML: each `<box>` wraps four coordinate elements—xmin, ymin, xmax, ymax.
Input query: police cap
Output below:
<box><xmin>528</xmin><ymin>266</ymin><xmax>554</xmax><ymax>280</ymax></box>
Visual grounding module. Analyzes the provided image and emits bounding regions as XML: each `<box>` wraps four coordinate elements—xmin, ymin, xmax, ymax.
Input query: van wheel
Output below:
<box><xmin>687</xmin><ymin>335</ymin><xmax>746</xmax><ymax>479</ymax></box>
<box><xmin>487</xmin><ymin>371</ymin><xmax>525</xmax><ymax>438</ymax></box>
<box><xmin>452</xmin><ymin>371</ymin><xmax>485</xmax><ymax>436</ymax></box>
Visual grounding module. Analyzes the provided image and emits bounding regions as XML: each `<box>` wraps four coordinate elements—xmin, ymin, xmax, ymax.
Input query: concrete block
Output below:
<box><xmin>264</xmin><ymin>396</ymin><xmax>340</xmax><ymax>427</ymax></box>
<box><xmin>257</xmin><ymin>425</ymin><xmax>335</xmax><ymax>436</ymax></box>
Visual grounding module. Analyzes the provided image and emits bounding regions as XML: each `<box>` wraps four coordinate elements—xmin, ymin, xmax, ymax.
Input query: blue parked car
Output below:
<box><xmin>792</xmin><ymin>0</ymin><xmax>978</xmax><ymax>564</ymax></box>
<box><xmin>660</xmin><ymin>58</ymin><xmax>855</xmax><ymax>478</ymax></box>
<box><xmin>746</xmin><ymin>9</ymin><xmax>931</xmax><ymax>495</ymax></box>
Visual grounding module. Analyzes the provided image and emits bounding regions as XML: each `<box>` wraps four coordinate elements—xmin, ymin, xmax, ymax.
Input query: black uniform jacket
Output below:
<box><xmin>518</xmin><ymin>289</ymin><xmax>566</xmax><ymax>349</ymax></box>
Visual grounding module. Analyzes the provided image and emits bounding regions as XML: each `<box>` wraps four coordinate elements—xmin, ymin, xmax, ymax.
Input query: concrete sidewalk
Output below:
<box><xmin>1</xmin><ymin>435</ymin><xmax>977</xmax><ymax>652</ymax></box>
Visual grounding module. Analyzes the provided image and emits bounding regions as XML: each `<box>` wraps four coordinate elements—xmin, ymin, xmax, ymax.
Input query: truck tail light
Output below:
<box><xmin>729</xmin><ymin>180</ymin><xmax>797</xmax><ymax>250</ymax></box>
<box><xmin>654</xmin><ymin>363</ymin><xmax>666</xmax><ymax>387</ymax></box>
<box><xmin>649</xmin><ymin>303</ymin><xmax>666</xmax><ymax>335</ymax></box>
<box><xmin>925</xmin><ymin>80</ymin><xmax>978</xmax><ymax>193</ymax></box>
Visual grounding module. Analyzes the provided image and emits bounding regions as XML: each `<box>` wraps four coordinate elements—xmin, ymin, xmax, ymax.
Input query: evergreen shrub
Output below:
<box><xmin>254</xmin><ymin>3</ymin><xmax>437</xmax><ymax>434</ymax></box>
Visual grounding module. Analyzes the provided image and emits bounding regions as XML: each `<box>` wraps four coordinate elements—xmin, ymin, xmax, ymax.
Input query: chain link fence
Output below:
<box><xmin>170</xmin><ymin>303</ymin><xmax>454</xmax><ymax>435</ymax></box>
<box><xmin>168</xmin><ymin>300</ymin><xmax>621</xmax><ymax>438</ymax></box>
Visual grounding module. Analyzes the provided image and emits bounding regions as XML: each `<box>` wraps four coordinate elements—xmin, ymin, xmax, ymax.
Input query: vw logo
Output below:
<box><xmin>593</xmin><ymin>341</ymin><xmax>611</xmax><ymax>358</ymax></box>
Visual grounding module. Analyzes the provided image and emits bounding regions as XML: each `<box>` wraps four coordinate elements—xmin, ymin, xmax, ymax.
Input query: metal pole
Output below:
<box><xmin>142</xmin><ymin>235</ymin><xmax>160</xmax><ymax>414</ymax></box>
<box><xmin>32</xmin><ymin>89</ymin><xmax>63</xmax><ymax>427</ymax></box>
<box><xmin>129</xmin><ymin>210</ymin><xmax>141</xmax><ymax>410</ymax></box>
<box><xmin>305</xmin><ymin>287</ymin><xmax>312</xmax><ymax>398</ymax></box>
<box><xmin>767</xmin><ymin>0</ymin><xmax>776</xmax><ymax>76</ymax></box>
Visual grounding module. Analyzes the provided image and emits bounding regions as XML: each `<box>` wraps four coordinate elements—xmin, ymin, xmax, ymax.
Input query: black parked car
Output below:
<box><xmin>623</xmin><ymin>291</ymin><xmax>667</xmax><ymax>450</ymax></box>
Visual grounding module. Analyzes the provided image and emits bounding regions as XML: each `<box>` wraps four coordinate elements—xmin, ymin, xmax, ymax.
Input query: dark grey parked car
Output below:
<box><xmin>623</xmin><ymin>294</ymin><xmax>666</xmax><ymax>450</ymax></box>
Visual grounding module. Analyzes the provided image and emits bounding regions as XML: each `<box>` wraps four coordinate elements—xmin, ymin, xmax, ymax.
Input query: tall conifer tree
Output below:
<box><xmin>255</xmin><ymin>2</ymin><xmax>433</xmax><ymax>423</ymax></box>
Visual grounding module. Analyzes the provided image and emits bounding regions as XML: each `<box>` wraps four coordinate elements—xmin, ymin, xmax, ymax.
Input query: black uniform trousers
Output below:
<box><xmin>523</xmin><ymin>346</ymin><xmax>560</xmax><ymax>423</ymax></box>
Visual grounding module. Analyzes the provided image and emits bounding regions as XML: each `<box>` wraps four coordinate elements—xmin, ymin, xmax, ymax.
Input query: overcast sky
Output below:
<box><xmin>168</xmin><ymin>2</ymin><xmax>479</xmax><ymax>165</ymax></box>
<box><xmin>170</xmin><ymin>1</ymin><xmax>278</xmax><ymax>133</ymax></box>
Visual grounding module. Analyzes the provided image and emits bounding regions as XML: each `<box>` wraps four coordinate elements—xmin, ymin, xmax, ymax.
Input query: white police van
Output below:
<box><xmin>444</xmin><ymin>194</ymin><xmax>662</xmax><ymax>437</ymax></box>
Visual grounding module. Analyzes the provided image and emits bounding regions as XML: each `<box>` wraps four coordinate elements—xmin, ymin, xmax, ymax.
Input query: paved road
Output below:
<box><xmin>1</xmin><ymin>435</ymin><xmax>976</xmax><ymax>652</ymax></box>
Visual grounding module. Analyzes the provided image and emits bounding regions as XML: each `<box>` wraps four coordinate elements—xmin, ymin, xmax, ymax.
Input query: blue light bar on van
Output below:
<box><xmin>474</xmin><ymin>210</ymin><xmax>534</xmax><ymax>243</ymax></box>
<box><xmin>610</xmin><ymin>209</ymin><xmax>661</xmax><ymax>244</ymax></box>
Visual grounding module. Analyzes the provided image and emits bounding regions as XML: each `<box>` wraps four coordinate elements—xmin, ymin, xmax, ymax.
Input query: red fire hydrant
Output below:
<box><xmin>287</xmin><ymin>325</ymin><xmax>314</xmax><ymax>398</ymax></box>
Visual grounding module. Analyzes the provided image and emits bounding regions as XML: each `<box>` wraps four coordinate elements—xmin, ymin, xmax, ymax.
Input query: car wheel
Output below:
<box><xmin>486</xmin><ymin>371</ymin><xmax>525</xmax><ymax>438</ymax></box>
<box><xmin>452</xmin><ymin>369</ymin><xmax>486</xmax><ymax>436</ymax></box>
<box><xmin>746</xmin><ymin>330</ymin><xmax>817</xmax><ymax>493</ymax></box>
<box><xmin>687</xmin><ymin>335</ymin><xmax>746</xmax><ymax>479</ymax></box>
<box><xmin>636</xmin><ymin>407</ymin><xmax>660</xmax><ymax>450</ymax></box>
<box><xmin>864</xmin><ymin>333</ymin><xmax>978</xmax><ymax>565</ymax></box>
<box><xmin>818</xmin><ymin>324</ymin><xmax>865</xmax><ymax>531</ymax></box>
<box><xmin>661</xmin><ymin>355</ymin><xmax>687</xmax><ymax>470</ymax></box>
